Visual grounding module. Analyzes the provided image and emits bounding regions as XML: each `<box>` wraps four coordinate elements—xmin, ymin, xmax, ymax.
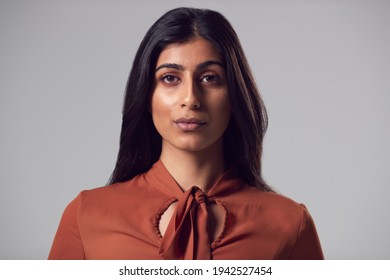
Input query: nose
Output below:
<box><xmin>181</xmin><ymin>80</ymin><xmax>201</xmax><ymax>109</ymax></box>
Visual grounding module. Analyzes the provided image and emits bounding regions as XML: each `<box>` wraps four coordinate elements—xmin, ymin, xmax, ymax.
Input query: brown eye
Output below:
<box><xmin>200</xmin><ymin>74</ymin><xmax>221</xmax><ymax>83</ymax></box>
<box><xmin>160</xmin><ymin>74</ymin><xmax>180</xmax><ymax>84</ymax></box>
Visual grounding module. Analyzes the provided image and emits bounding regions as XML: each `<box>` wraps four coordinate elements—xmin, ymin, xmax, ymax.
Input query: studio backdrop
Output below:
<box><xmin>1</xmin><ymin>0</ymin><xmax>389</xmax><ymax>259</ymax></box>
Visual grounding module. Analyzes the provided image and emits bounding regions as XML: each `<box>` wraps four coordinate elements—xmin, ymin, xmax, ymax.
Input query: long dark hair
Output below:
<box><xmin>109</xmin><ymin>7</ymin><xmax>272</xmax><ymax>192</ymax></box>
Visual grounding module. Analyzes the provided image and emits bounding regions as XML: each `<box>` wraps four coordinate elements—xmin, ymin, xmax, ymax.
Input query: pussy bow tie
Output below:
<box><xmin>159</xmin><ymin>186</ymin><xmax>212</xmax><ymax>260</ymax></box>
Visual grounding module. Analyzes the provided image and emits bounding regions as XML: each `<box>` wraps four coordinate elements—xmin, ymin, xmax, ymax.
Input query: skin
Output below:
<box><xmin>150</xmin><ymin>38</ymin><xmax>230</xmax><ymax>239</ymax></box>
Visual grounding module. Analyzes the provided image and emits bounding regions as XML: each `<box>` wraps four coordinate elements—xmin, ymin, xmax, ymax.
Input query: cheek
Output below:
<box><xmin>150</xmin><ymin>92</ymin><xmax>173</xmax><ymax>129</ymax></box>
<box><xmin>213</xmin><ymin>94</ymin><xmax>232</xmax><ymax>126</ymax></box>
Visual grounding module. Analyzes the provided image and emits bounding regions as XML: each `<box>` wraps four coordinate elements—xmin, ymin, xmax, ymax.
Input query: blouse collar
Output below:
<box><xmin>144</xmin><ymin>159</ymin><xmax>245</xmax><ymax>199</ymax></box>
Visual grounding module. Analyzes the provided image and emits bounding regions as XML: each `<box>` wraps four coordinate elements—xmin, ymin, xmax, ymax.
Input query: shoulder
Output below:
<box><xmin>221</xmin><ymin>185</ymin><xmax>312</xmax><ymax>235</ymax></box>
<box><xmin>220</xmin><ymin>186</ymin><xmax>324</xmax><ymax>259</ymax></box>
<box><xmin>224</xmin><ymin>185</ymin><xmax>306</xmax><ymax>215</ymax></box>
<box><xmin>257</xmin><ymin>190</ymin><xmax>308</xmax><ymax>219</ymax></box>
<box><xmin>76</xmin><ymin>173</ymin><xmax>169</xmax><ymax>210</ymax></box>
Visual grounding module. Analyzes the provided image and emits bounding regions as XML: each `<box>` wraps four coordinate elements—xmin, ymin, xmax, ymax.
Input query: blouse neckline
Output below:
<box><xmin>143</xmin><ymin>159</ymin><xmax>245</xmax><ymax>259</ymax></box>
<box><xmin>144</xmin><ymin>159</ymin><xmax>245</xmax><ymax>200</ymax></box>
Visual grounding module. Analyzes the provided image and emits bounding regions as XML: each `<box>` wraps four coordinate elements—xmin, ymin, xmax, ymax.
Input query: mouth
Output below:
<box><xmin>173</xmin><ymin>117</ymin><xmax>207</xmax><ymax>131</ymax></box>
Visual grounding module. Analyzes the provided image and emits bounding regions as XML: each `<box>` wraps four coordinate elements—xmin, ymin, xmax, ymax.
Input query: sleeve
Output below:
<box><xmin>48</xmin><ymin>193</ymin><xmax>86</xmax><ymax>260</ymax></box>
<box><xmin>290</xmin><ymin>204</ymin><xmax>324</xmax><ymax>260</ymax></box>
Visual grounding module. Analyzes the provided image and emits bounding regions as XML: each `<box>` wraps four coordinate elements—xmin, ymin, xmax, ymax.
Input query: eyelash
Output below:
<box><xmin>200</xmin><ymin>74</ymin><xmax>221</xmax><ymax>83</ymax></box>
<box><xmin>159</xmin><ymin>73</ymin><xmax>222</xmax><ymax>85</ymax></box>
<box><xmin>160</xmin><ymin>74</ymin><xmax>180</xmax><ymax>84</ymax></box>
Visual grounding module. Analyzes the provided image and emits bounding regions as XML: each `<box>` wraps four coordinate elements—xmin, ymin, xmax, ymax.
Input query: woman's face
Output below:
<box><xmin>150</xmin><ymin>38</ymin><xmax>231</xmax><ymax>153</ymax></box>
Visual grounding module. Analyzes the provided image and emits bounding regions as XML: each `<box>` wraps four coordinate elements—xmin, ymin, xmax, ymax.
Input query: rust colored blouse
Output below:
<box><xmin>48</xmin><ymin>160</ymin><xmax>324</xmax><ymax>260</ymax></box>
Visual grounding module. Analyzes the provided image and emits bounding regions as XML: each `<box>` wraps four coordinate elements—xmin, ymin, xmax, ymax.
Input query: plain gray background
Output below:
<box><xmin>1</xmin><ymin>0</ymin><xmax>389</xmax><ymax>259</ymax></box>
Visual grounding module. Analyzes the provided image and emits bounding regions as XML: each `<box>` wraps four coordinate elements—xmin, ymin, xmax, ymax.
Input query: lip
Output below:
<box><xmin>173</xmin><ymin>117</ymin><xmax>207</xmax><ymax>131</ymax></box>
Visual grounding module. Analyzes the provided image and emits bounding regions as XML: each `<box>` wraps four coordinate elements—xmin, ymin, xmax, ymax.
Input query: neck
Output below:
<box><xmin>160</xmin><ymin>141</ymin><xmax>226</xmax><ymax>192</ymax></box>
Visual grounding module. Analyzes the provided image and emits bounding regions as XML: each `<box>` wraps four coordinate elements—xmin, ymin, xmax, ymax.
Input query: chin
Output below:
<box><xmin>162</xmin><ymin>133</ymin><xmax>224</xmax><ymax>154</ymax></box>
<box><xmin>173</xmin><ymin>138</ymin><xmax>222</xmax><ymax>153</ymax></box>
<box><xmin>176</xmin><ymin>143</ymin><xmax>210</xmax><ymax>153</ymax></box>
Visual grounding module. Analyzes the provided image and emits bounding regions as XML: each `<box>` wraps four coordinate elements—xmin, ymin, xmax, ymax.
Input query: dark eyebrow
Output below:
<box><xmin>155</xmin><ymin>63</ymin><xmax>184</xmax><ymax>72</ymax></box>
<box><xmin>197</xmin><ymin>60</ymin><xmax>225</xmax><ymax>70</ymax></box>
<box><xmin>155</xmin><ymin>60</ymin><xmax>225</xmax><ymax>72</ymax></box>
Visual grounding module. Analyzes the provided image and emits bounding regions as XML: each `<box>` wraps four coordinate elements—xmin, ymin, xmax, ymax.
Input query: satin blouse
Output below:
<box><xmin>48</xmin><ymin>160</ymin><xmax>324</xmax><ymax>260</ymax></box>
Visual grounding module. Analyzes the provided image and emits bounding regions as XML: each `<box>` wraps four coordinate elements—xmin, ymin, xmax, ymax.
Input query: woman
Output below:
<box><xmin>49</xmin><ymin>7</ymin><xmax>324</xmax><ymax>260</ymax></box>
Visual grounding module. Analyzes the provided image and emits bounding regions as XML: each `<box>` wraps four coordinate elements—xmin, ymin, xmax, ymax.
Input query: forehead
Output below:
<box><xmin>156</xmin><ymin>38</ymin><xmax>222</xmax><ymax>66</ymax></box>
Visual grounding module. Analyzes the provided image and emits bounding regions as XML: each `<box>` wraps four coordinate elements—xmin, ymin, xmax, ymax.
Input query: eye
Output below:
<box><xmin>200</xmin><ymin>74</ymin><xmax>221</xmax><ymax>84</ymax></box>
<box><xmin>160</xmin><ymin>74</ymin><xmax>180</xmax><ymax>84</ymax></box>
